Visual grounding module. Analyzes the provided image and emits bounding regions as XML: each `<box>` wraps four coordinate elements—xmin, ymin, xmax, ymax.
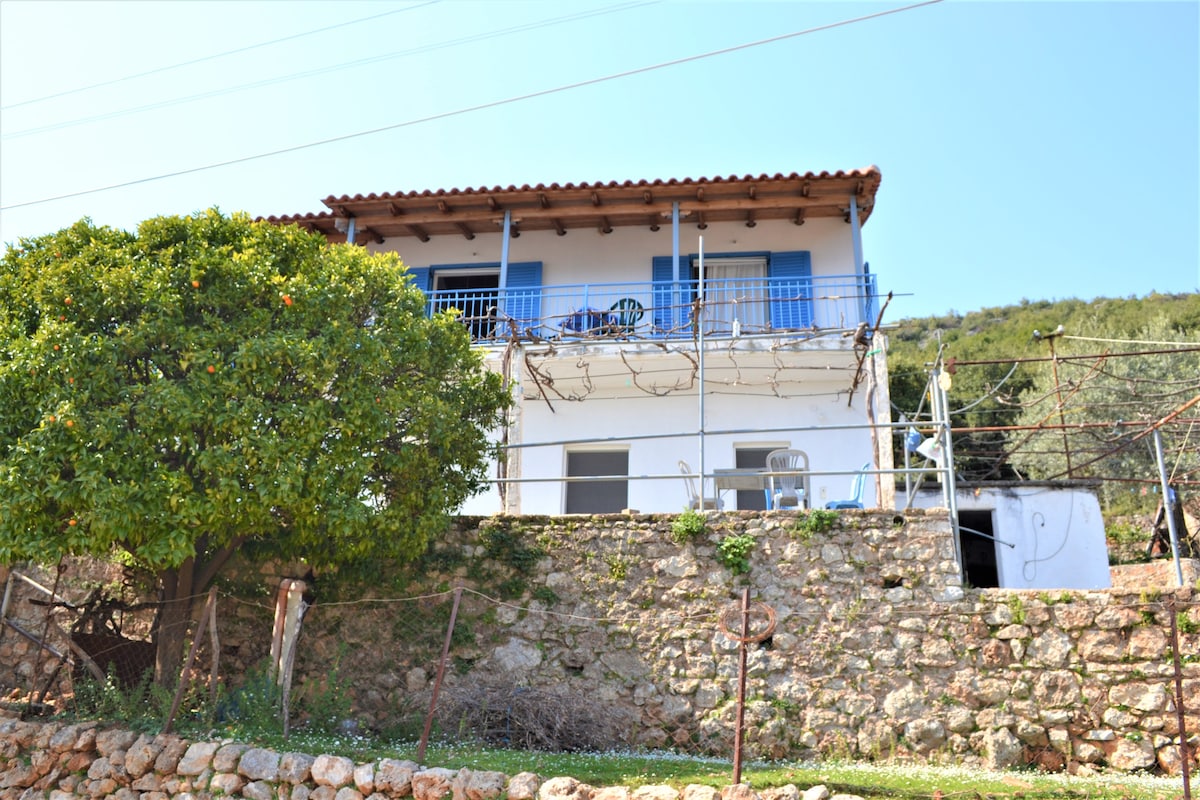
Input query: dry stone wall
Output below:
<box><xmin>1</xmin><ymin>510</ymin><xmax>1197</xmax><ymax>777</ymax></box>
<box><xmin>0</xmin><ymin>717</ymin><xmax>865</xmax><ymax>800</ymax></box>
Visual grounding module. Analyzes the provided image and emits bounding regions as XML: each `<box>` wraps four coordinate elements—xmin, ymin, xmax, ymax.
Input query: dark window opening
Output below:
<box><xmin>435</xmin><ymin>272</ymin><xmax>499</xmax><ymax>338</ymax></box>
<box><xmin>565</xmin><ymin>451</ymin><xmax>629</xmax><ymax>514</ymax></box>
<box><xmin>735</xmin><ymin>447</ymin><xmax>775</xmax><ymax>511</ymax></box>
<box><xmin>959</xmin><ymin>509</ymin><xmax>999</xmax><ymax>588</ymax></box>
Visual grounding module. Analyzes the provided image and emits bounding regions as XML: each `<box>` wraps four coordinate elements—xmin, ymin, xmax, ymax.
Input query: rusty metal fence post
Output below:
<box><xmin>418</xmin><ymin>587</ymin><xmax>463</xmax><ymax>763</ymax></box>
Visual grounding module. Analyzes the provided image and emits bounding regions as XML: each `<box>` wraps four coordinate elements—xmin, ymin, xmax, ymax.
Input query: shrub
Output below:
<box><xmin>717</xmin><ymin>533</ymin><xmax>756</xmax><ymax>575</ymax></box>
<box><xmin>436</xmin><ymin>684</ymin><xmax>632</xmax><ymax>752</ymax></box>
<box><xmin>670</xmin><ymin>509</ymin><xmax>707</xmax><ymax>543</ymax></box>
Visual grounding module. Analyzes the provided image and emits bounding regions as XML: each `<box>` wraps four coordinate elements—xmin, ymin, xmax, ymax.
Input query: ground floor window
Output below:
<box><xmin>565</xmin><ymin>450</ymin><xmax>628</xmax><ymax>513</ymax></box>
<box><xmin>734</xmin><ymin>446</ymin><xmax>777</xmax><ymax>511</ymax></box>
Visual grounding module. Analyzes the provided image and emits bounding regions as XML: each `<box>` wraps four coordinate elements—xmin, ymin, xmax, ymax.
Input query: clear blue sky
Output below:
<box><xmin>1</xmin><ymin>0</ymin><xmax>1196</xmax><ymax>320</ymax></box>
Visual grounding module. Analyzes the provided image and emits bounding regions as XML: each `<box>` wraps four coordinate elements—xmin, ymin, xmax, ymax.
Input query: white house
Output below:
<box><xmin>266</xmin><ymin>169</ymin><xmax>894</xmax><ymax>515</ymax></box>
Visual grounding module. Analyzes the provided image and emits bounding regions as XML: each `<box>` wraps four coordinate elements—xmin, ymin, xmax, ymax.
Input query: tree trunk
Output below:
<box><xmin>153</xmin><ymin>558</ymin><xmax>195</xmax><ymax>688</ymax></box>
<box><xmin>151</xmin><ymin>538</ymin><xmax>242</xmax><ymax>688</ymax></box>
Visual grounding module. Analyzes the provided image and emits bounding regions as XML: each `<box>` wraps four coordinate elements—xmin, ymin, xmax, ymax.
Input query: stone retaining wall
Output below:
<box><xmin>2</xmin><ymin>510</ymin><xmax>1198</xmax><ymax>776</ymax></box>
<box><xmin>0</xmin><ymin>717</ymin><xmax>860</xmax><ymax>800</ymax></box>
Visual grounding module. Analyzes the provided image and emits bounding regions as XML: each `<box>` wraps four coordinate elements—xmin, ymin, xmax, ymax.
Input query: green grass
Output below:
<box><xmin>201</xmin><ymin>729</ymin><xmax>1187</xmax><ymax>800</ymax></box>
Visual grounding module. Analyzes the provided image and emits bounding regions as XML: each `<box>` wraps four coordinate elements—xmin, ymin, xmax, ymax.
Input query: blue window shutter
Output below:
<box><xmin>652</xmin><ymin>255</ymin><xmax>678</xmax><ymax>333</ymax></box>
<box><xmin>768</xmin><ymin>251</ymin><xmax>813</xmax><ymax>328</ymax></box>
<box><xmin>407</xmin><ymin>267</ymin><xmax>431</xmax><ymax>293</ymax></box>
<box><xmin>503</xmin><ymin>261</ymin><xmax>542</xmax><ymax>335</ymax></box>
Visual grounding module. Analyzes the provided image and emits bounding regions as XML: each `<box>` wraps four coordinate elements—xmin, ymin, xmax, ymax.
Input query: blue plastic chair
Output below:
<box><xmin>825</xmin><ymin>462</ymin><xmax>871</xmax><ymax>509</ymax></box>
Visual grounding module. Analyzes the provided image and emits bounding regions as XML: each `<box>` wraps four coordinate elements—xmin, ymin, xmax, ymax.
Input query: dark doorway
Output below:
<box><xmin>958</xmin><ymin>509</ymin><xmax>999</xmax><ymax>588</ymax></box>
<box><xmin>435</xmin><ymin>271</ymin><xmax>499</xmax><ymax>338</ymax></box>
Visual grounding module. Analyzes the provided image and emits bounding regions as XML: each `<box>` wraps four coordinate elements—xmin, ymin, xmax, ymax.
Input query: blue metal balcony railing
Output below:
<box><xmin>424</xmin><ymin>273</ymin><xmax>877</xmax><ymax>343</ymax></box>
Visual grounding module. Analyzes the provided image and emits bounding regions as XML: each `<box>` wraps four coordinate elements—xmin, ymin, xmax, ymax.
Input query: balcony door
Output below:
<box><xmin>434</xmin><ymin>269</ymin><xmax>499</xmax><ymax>339</ymax></box>
<box><xmin>693</xmin><ymin>256</ymin><xmax>768</xmax><ymax>334</ymax></box>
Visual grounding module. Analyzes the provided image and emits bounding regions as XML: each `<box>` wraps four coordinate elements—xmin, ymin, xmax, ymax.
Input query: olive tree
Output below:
<box><xmin>0</xmin><ymin>210</ymin><xmax>510</xmax><ymax>683</ymax></box>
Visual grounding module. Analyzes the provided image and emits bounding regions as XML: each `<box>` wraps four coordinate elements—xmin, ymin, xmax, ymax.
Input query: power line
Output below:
<box><xmin>2</xmin><ymin>1</ymin><xmax>659</xmax><ymax>139</ymax></box>
<box><xmin>0</xmin><ymin>0</ymin><xmax>943</xmax><ymax>212</ymax></box>
<box><xmin>0</xmin><ymin>2</ymin><xmax>441</xmax><ymax>111</ymax></box>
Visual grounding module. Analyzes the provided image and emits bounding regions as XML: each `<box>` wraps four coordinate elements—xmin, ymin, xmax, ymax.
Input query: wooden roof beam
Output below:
<box><xmin>360</xmin><ymin>226</ymin><xmax>385</xmax><ymax>244</ymax></box>
<box><xmin>552</xmin><ymin>219</ymin><xmax>566</xmax><ymax>236</ymax></box>
<box><xmin>793</xmin><ymin>209</ymin><xmax>806</xmax><ymax>226</ymax></box>
<box><xmin>599</xmin><ymin>216</ymin><xmax>613</xmax><ymax>235</ymax></box>
<box><xmin>454</xmin><ymin>222</ymin><xmax>476</xmax><ymax>240</ymax></box>
<box><xmin>406</xmin><ymin>224</ymin><xmax>430</xmax><ymax>243</ymax></box>
<box><xmin>387</xmin><ymin>202</ymin><xmax>404</xmax><ymax>216</ymax></box>
<box><xmin>745</xmin><ymin>211</ymin><xmax>757</xmax><ymax>228</ymax></box>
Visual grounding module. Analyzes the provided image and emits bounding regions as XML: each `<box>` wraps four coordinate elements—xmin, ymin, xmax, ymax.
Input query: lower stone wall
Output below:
<box><xmin>2</xmin><ymin>510</ymin><xmax>1198</xmax><ymax>776</ymax></box>
<box><xmin>0</xmin><ymin>717</ymin><xmax>813</xmax><ymax>800</ymax></box>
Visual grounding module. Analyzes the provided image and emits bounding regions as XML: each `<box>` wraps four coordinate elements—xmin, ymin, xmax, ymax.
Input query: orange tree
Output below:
<box><xmin>0</xmin><ymin>210</ymin><xmax>509</xmax><ymax>684</ymax></box>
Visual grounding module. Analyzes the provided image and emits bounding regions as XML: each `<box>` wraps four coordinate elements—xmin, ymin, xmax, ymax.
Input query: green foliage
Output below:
<box><xmin>1008</xmin><ymin>311</ymin><xmax>1199</xmax><ymax>507</ymax></box>
<box><xmin>1178</xmin><ymin>610</ymin><xmax>1200</xmax><ymax>635</ymax></box>
<box><xmin>1006</xmin><ymin>594</ymin><xmax>1026</xmax><ymax>625</ymax></box>
<box><xmin>295</xmin><ymin>659</ymin><xmax>356</xmax><ymax>736</ymax></box>
<box><xmin>480</xmin><ymin>523</ymin><xmax>546</xmax><ymax>572</ymax></box>
<box><xmin>887</xmin><ymin>293</ymin><xmax>1199</xmax><ymax>487</ymax></box>
<box><xmin>71</xmin><ymin>668</ymin><xmax>179</xmax><ymax>732</ymax></box>
<box><xmin>716</xmin><ymin>533</ymin><xmax>756</xmax><ymax>574</ymax></box>
<box><xmin>0</xmin><ymin>211</ymin><xmax>510</xmax><ymax>680</ymax></box>
<box><xmin>791</xmin><ymin>509</ymin><xmax>839</xmax><ymax>538</ymax></box>
<box><xmin>669</xmin><ymin>509</ymin><xmax>706</xmax><ymax>543</ymax></box>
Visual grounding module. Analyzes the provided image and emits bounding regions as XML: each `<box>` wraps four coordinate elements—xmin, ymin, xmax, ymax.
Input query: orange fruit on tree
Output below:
<box><xmin>192</xmin><ymin>280</ymin><xmax>201</xmax><ymax>288</ymax></box>
<box><xmin>68</xmin><ymin>519</ymin><xmax>77</xmax><ymax>527</ymax></box>
<box><xmin>207</xmin><ymin>365</ymin><xmax>216</xmax><ymax>373</ymax></box>
<box><xmin>282</xmin><ymin>294</ymin><xmax>293</xmax><ymax>306</ymax></box>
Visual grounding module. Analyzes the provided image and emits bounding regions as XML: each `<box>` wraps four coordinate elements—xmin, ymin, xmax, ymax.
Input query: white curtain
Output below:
<box><xmin>698</xmin><ymin>257</ymin><xmax>767</xmax><ymax>333</ymax></box>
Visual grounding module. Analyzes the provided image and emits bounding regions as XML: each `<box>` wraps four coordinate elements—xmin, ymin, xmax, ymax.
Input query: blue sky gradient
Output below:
<box><xmin>1</xmin><ymin>0</ymin><xmax>1196</xmax><ymax>320</ymax></box>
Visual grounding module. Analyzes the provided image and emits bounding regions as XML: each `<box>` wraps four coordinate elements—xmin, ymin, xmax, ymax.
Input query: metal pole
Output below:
<box><xmin>1167</xmin><ymin>596</ymin><xmax>1193</xmax><ymax>798</ymax></box>
<box><xmin>418</xmin><ymin>587</ymin><xmax>463</xmax><ymax>763</ymax></box>
<box><xmin>933</xmin><ymin>369</ymin><xmax>963</xmax><ymax>569</ymax></box>
<box><xmin>732</xmin><ymin>587</ymin><xmax>750</xmax><ymax>785</ymax></box>
<box><xmin>698</xmin><ymin>237</ymin><xmax>706</xmax><ymax>504</ymax></box>
<box><xmin>1153</xmin><ymin>428</ymin><xmax>1186</xmax><ymax>587</ymax></box>
<box><xmin>1046</xmin><ymin>334</ymin><xmax>1074</xmax><ymax>478</ymax></box>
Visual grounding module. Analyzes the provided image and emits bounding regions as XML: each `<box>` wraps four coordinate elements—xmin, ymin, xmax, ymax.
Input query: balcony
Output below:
<box><xmin>423</xmin><ymin>272</ymin><xmax>878</xmax><ymax>345</ymax></box>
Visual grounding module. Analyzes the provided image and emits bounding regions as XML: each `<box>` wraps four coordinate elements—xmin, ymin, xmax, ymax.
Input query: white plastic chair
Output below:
<box><xmin>765</xmin><ymin>449</ymin><xmax>809</xmax><ymax>509</ymax></box>
<box><xmin>679</xmin><ymin>460</ymin><xmax>722</xmax><ymax>510</ymax></box>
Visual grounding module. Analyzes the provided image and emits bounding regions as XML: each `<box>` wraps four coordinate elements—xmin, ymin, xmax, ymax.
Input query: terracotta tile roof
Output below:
<box><xmin>261</xmin><ymin>168</ymin><xmax>882</xmax><ymax>243</ymax></box>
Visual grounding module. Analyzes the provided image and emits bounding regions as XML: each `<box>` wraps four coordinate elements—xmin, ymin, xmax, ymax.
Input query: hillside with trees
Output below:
<box><xmin>885</xmin><ymin>292</ymin><xmax>1200</xmax><ymax>514</ymax></box>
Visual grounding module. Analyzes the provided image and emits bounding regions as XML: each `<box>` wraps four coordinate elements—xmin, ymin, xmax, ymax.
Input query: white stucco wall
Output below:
<box><xmin>460</xmin><ymin>372</ymin><xmax>879</xmax><ymax>516</ymax></box>
<box><xmin>906</xmin><ymin>484</ymin><xmax>1112</xmax><ymax>590</ymax></box>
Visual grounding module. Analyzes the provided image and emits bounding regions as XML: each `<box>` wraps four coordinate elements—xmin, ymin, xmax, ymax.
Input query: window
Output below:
<box><xmin>652</xmin><ymin>251</ymin><xmax>811</xmax><ymax>334</ymax></box>
<box><xmin>734</xmin><ymin>446</ymin><xmax>776</xmax><ymax>511</ymax></box>
<box><xmin>692</xmin><ymin>257</ymin><xmax>768</xmax><ymax>334</ymax></box>
<box><xmin>407</xmin><ymin>262</ymin><xmax>543</xmax><ymax>340</ymax></box>
<box><xmin>565</xmin><ymin>450</ymin><xmax>628</xmax><ymax>514</ymax></box>
<box><xmin>434</xmin><ymin>269</ymin><xmax>499</xmax><ymax>339</ymax></box>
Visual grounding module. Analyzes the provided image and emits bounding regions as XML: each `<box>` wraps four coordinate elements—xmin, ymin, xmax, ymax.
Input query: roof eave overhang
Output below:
<box><xmin>261</xmin><ymin>169</ymin><xmax>882</xmax><ymax>243</ymax></box>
